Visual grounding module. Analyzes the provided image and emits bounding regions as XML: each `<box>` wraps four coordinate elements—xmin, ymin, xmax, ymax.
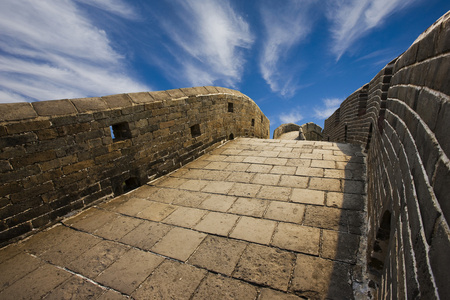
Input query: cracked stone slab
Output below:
<box><xmin>264</xmin><ymin>201</ymin><xmax>305</xmax><ymax>223</ymax></box>
<box><xmin>132</xmin><ymin>260</ymin><xmax>207</xmax><ymax>300</ymax></box>
<box><xmin>188</xmin><ymin>235</ymin><xmax>247</xmax><ymax>275</ymax></box>
<box><xmin>162</xmin><ymin>206</ymin><xmax>207</xmax><ymax>228</ymax></box>
<box><xmin>290</xmin><ymin>254</ymin><xmax>353</xmax><ymax>299</ymax></box>
<box><xmin>0</xmin><ymin>264</ymin><xmax>72</xmax><ymax>299</ymax></box>
<box><xmin>67</xmin><ymin>240</ymin><xmax>130</xmax><ymax>278</ymax></box>
<box><xmin>291</xmin><ymin>188</ymin><xmax>325</xmax><ymax>205</ymax></box>
<box><xmin>194</xmin><ymin>211</ymin><xmax>239</xmax><ymax>236</ymax></box>
<box><xmin>272</xmin><ymin>223</ymin><xmax>321</xmax><ymax>255</ymax></box>
<box><xmin>233</xmin><ymin>243</ymin><xmax>295</xmax><ymax>291</ymax></box>
<box><xmin>229</xmin><ymin>216</ymin><xmax>277</xmax><ymax>245</ymax></box>
<box><xmin>44</xmin><ymin>276</ymin><xmax>104</xmax><ymax>300</ymax></box>
<box><xmin>96</xmin><ymin>248</ymin><xmax>164</xmax><ymax>294</ymax></box>
<box><xmin>228</xmin><ymin>197</ymin><xmax>269</xmax><ymax>217</ymax></box>
<box><xmin>151</xmin><ymin>227</ymin><xmax>206</xmax><ymax>261</ymax></box>
<box><xmin>119</xmin><ymin>220</ymin><xmax>172</xmax><ymax>250</ymax></box>
<box><xmin>321</xmin><ymin>229</ymin><xmax>360</xmax><ymax>264</ymax></box>
<box><xmin>198</xmin><ymin>194</ymin><xmax>237</xmax><ymax>212</ymax></box>
<box><xmin>192</xmin><ymin>273</ymin><xmax>258</xmax><ymax>299</ymax></box>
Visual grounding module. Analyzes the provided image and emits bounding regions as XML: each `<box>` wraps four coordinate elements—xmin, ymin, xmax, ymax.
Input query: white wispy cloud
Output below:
<box><xmin>279</xmin><ymin>109</ymin><xmax>304</xmax><ymax>124</ymax></box>
<box><xmin>156</xmin><ymin>0</ymin><xmax>254</xmax><ymax>88</ymax></box>
<box><xmin>74</xmin><ymin>0</ymin><xmax>138</xmax><ymax>19</ymax></box>
<box><xmin>314</xmin><ymin>98</ymin><xmax>343</xmax><ymax>119</ymax></box>
<box><xmin>0</xmin><ymin>0</ymin><xmax>149</xmax><ymax>103</ymax></box>
<box><xmin>259</xmin><ymin>0</ymin><xmax>316</xmax><ymax>97</ymax></box>
<box><xmin>327</xmin><ymin>0</ymin><xmax>417</xmax><ymax>60</ymax></box>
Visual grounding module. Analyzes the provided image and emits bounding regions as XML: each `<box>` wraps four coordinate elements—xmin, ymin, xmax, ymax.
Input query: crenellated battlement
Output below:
<box><xmin>0</xmin><ymin>86</ymin><xmax>269</xmax><ymax>244</ymax></box>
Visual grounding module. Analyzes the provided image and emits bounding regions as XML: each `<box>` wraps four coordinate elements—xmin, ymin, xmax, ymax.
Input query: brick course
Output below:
<box><xmin>0</xmin><ymin>87</ymin><xmax>269</xmax><ymax>244</ymax></box>
<box><xmin>323</xmin><ymin>11</ymin><xmax>450</xmax><ymax>299</ymax></box>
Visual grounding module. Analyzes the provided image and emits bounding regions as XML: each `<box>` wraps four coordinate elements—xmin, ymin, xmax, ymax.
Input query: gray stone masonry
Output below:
<box><xmin>0</xmin><ymin>137</ymin><xmax>367</xmax><ymax>300</ymax></box>
<box><xmin>323</xmin><ymin>10</ymin><xmax>450</xmax><ymax>299</ymax></box>
<box><xmin>0</xmin><ymin>86</ymin><xmax>270</xmax><ymax>244</ymax></box>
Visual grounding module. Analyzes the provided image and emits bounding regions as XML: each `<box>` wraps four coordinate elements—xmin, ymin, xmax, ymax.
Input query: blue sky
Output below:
<box><xmin>0</xmin><ymin>0</ymin><xmax>449</xmax><ymax>134</ymax></box>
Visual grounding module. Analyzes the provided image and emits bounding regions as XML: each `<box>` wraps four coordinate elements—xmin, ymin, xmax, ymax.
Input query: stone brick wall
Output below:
<box><xmin>300</xmin><ymin>122</ymin><xmax>323</xmax><ymax>141</ymax></box>
<box><xmin>0</xmin><ymin>86</ymin><xmax>269</xmax><ymax>245</ymax></box>
<box><xmin>273</xmin><ymin>123</ymin><xmax>300</xmax><ymax>139</ymax></box>
<box><xmin>323</xmin><ymin>12</ymin><xmax>450</xmax><ymax>299</ymax></box>
<box><xmin>274</xmin><ymin>123</ymin><xmax>323</xmax><ymax>141</ymax></box>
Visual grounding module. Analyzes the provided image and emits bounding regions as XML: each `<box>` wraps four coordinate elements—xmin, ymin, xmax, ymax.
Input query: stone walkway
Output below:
<box><xmin>0</xmin><ymin>138</ymin><xmax>367</xmax><ymax>300</ymax></box>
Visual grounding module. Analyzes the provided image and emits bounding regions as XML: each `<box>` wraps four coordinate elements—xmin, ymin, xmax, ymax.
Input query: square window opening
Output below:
<box><xmin>190</xmin><ymin>124</ymin><xmax>201</xmax><ymax>138</ymax></box>
<box><xmin>110</xmin><ymin>122</ymin><xmax>131</xmax><ymax>141</ymax></box>
<box><xmin>251</xmin><ymin>119</ymin><xmax>255</xmax><ymax>127</ymax></box>
<box><xmin>228</xmin><ymin>102</ymin><xmax>234</xmax><ymax>113</ymax></box>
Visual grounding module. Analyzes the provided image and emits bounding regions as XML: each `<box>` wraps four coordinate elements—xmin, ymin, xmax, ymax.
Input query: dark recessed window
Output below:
<box><xmin>110</xmin><ymin>122</ymin><xmax>131</xmax><ymax>141</ymax></box>
<box><xmin>228</xmin><ymin>102</ymin><xmax>234</xmax><ymax>113</ymax></box>
<box><xmin>229</xmin><ymin>133</ymin><xmax>234</xmax><ymax>140</ymax></box>
<box><xmin>123</xmin><ymin>177</ymin><xmax>139</xmax><ymax>193</ymax></box>
<box><xmin>344</xmin><ymin>125</ymin><xmax>348</xmax><ymax>143</ymax></box>
<box><xmin>190</xmin><ymin>124</ymin><xmax>201</xmax><ymax>138</ymax></box>
<box><xmin>261</xmin><ymin>115</ymin><xmax>263</xmax><ymax>123</ymax></box>
<box><xmin>251</xmin><ymin>119</ymin><xmax>255</xmax><ymax>127</ymax></box>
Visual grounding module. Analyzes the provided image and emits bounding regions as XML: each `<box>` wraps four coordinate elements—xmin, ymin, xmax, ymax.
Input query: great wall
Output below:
<box><xmin>0</xmin><ymin>10</ymin><xmax>448</xmax><ymax>300</ymax></box>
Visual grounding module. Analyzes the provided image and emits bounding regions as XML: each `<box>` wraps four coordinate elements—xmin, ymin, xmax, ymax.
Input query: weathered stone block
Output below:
<box><xmin>234</xmin><ymin>243</ymin><xmax>295</xmax><ymax>291</ymax></box>
<box><xmin>180</xmin><ymin>86</ymin><xmax>209</xmax><ymax>96</ymax></box>
<box><xmin>434</xmin><ymin>99</ymin><xmax>450</xmax><ymax>157</ymax></box>
<box><xmin>432</xmin><ymin>159</ymin><xmax>450</xmax><ymax>223</ymax></box>
<box><xmin>429</xmin><ymin>218</ymin><xmax>450</xmax><ymax>299</ymax></box>
<box><xmin>290</xmin><ymin>254</ymin><xmax>353</xmax><ymax>299</ymax></box>
<box><xmin>11</xmin><ymin>150</ymin><xmax>57</xmax><ymax>169</ymax></box>
<box><xmin>35</xmin><ymin>129</ymin><xmax>58</xmax><ymax>140</ymax></box>
<box><xmin>416</xmin><ymin>26</ymin><xmax>438</xmax><ymax>62</ymax></box>
<box><xmin>148</xmin><ymin>90</ymin><xmax>171</xmax><ymax>102</ymax></box>
<box><xmin>203</xmin><ymin>86</ymin><xmax>219</xmax><ymax>94</ymax></box>
<box><xmin>127</xmin><ymin>92</ymin><xmax>154</xmax><ymax>104</ymax></box>
<box><xmin>0</xmin><ymin>160</ymin><xmax>12</xmax><ymax>173</ymax></box>
<box><xmin>166</xmin><ymin>88</ymin><xmax>186</xmax><ymax>99</ymax></box>
<box><xmin>413</xmin><ymin>233</ymin><xmax>439</xmax><ymax>299</ymax></box>
<box><xmin>0</xmin><ymin>132</ymin><xmax>37</xmax><ymax>149</ymax></box>
<box><xmin>101</xmin><ymin>94</ymin><xmax>132</xmax><ymax>109</ymax></box>
<box><xmin>6</xmin><ymin>120</ymin><xmax>51</xmax><ymax>135</ymax></box>
<box><xmin>428</xmin><ymin>55</ymin><xmax>450</xmax><ymax>96</ymax></box>
<box><xmin>62</xmin><ymin>160</ymin><xmax>94</xmax><ymax>175</ymax></box>
<box><xmin>33</xmin><ymin>100</ymin><xmax>77</xmax><ymax>116</ymax></box>
<box><xmin>70</xmin><ymin>97</ymin><xmax>107</xmax><ymax>113</ymax></box>
<box><xmin>131</xmin><ymin>260</ymin><xmax>206</xmax><ymax>300</ymax></box>
<box><xmin>0</xmin><ymin>103</ymin><xmax>37</xmax><ymax>122</ymax></box>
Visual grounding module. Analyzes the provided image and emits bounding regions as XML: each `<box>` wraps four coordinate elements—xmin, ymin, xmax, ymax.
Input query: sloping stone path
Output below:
<box><xmin>0</xmin><ymin>138</ymin><xmax>367</xmax><ymax>299</ymax></box>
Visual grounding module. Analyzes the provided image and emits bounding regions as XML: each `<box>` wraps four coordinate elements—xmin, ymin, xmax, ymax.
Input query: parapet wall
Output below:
<box><xmin>300</xmin><ymin>122</ymin><xmax>323</xmax><ymax>141</ymax></box>
<box><xmin>0</xmin><ymin>86</ymin><xmax>270</xmax><ymax>244</ymax></box>
<box><xmin>273</xmin><ymin>123</ymin><xmax>300</xmax><ymax>139</ymax></box>
<box><xmin>323</xmin><ymin>12</ymin><xmax>450</xmax><ymax>299</ymax></box>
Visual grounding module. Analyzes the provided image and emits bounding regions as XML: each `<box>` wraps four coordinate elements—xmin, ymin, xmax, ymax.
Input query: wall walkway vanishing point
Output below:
<box><xmin>273</xmin><ymin>122</ymin><xmax>323</xmax><ymax>141</ymax></box>
<box><xmin>0</xmin><ymin>86</ymin><xmax>269</xmax><ymax>244</ymax></box>
<box><xmin>323</xmin><ymin>11</ymin><xmax>450</xmax><ymax>299</ymax></box>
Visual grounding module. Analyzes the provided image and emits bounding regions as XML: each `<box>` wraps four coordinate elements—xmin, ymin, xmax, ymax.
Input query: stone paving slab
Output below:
<box><xmin>0</xmin><ymin>138</ymin><xmax>366</xmax><ymax>299</ymax></box>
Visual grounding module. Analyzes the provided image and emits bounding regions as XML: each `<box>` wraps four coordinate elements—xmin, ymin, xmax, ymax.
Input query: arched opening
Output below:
<box><xmin>229</xmin><ymin>133</ymin><xmax>234</xmax><ymax>140</ymax></box>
